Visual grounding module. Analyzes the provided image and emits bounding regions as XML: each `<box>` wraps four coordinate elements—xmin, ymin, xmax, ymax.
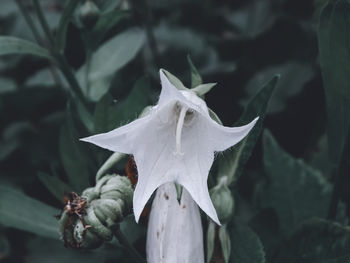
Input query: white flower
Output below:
<box><xmin>146</xmin><ymin>183</ymin><xmax>204</xmax><ymax>263</ymax></box>
<box><xmin>81</xmin><ymin>69</ymin><xmax>258</xmax><ymax>225</ymax></box>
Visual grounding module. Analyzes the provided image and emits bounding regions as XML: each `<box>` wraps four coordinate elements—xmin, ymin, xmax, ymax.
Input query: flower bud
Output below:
<box><xmin>78</xmin><ymin>0</ymin><xmax>100</xmax><ymax>29</ymax></box>
<box><xmin>147</xmin><ymin>183</ymin><xmax>205</xmax><ymax>263</ymax></box>
<box><xmin>210</xmin><ymin>177</ymin><xmax>234</xmax><ymax>224</ymax></box>
<box><xmin>57</xmin><ymin>174</ymin><xmax>133</xmax><ymax>249</ymax></box>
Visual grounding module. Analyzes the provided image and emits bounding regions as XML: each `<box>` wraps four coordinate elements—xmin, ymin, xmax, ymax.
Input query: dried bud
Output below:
<box><xmin>78</xmin><ymin>0</ymin><xmax>100</xmax><ymax>29</ymax></box>
<box><xmin>57</xmin><ymin>174</ymin><xmax>133</xmax><ymax>249</ymax></box>
<box><xmin>210</xmin><ymin>176</ymin><xmax>234</xmax><ymax>224</ymax></box>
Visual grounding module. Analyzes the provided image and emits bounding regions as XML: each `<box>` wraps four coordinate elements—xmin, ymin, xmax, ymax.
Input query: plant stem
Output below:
<box><xmin>30</xmin><ymin>0</ymin><xmax>89</xmax><ymax>108</ymax></box>
<box><xmin>130</xmin><ymin>0</ymin><xmax>161</xmax><ymax>68</ymax></box>
<box><xmin>55</xmin><ymin>54</ymin><xmax>89</xmax><ymax>108</ymax></box>
<box><xmin>15</xmin><ymin>0</ymin><xmax>42</xmax><ymax>43</ymax></box>
<box><xmin>32</xmin><ymin>0</ymin><xmax>55</xmax><ymax>46</ymax></box>
<box><xmin>15</xmin><ymin>0</ymin><xmax>62</xmax><ymax>87</ymax></box>
<box><xmin>113</xmin><ymin>225</ymin><xmax>146</xmax><ymax>263</ymax></box>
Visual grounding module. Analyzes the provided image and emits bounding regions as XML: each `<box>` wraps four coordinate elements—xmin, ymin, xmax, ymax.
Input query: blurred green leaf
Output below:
<box><xmin>94</xmin><ymin>0</ymin><xmax>121</xmax><ymax>12</ymax></box>
<box><xmin>113</xmin><ymin>77</ymin><xmax>151</xmax><ymax>126</ymax></box>
<box><xmin>273</xmin><ymin>218</ymin><xmax>350</xmax><ymax>263</ymax></box>
<box><xmin>59</xmin><ymin>112</ymin><xmax>90</xmax><ymax>192</ymax></box>
<box><xmin>241</xmin><ymin>62</ymin><xmax>314</xmax><ymax>114</ymax></box>
<box><xmin>229</xmin><ymin>221</ymin><xmax>265</xmax><ymax>263</ymax></box>
<box><xmin>119</xmin><ymin>215</ymin><xmax>146</xmax><ymax>244</ymax></box>
<box><xmin>261</xmin><ymin>130</ymin><xmax>345</xmax><ymax>236</ymax></box>
<box><xmin>0</xmin><ymin>185</ymin><xmax>58</xmax><ymax>239</ymax></box>
<box><xmin>77</xmin><ymin>28</ymin><xmax>146</xmax><ymax>101</ymax></box>
<box><xmin>37</xmin><ymin>172</ymin><xmax>71</xmax><ymax>202</ymax></box>
<box><xmin>90</xmin><ymin>10</ymin><xmax>128</xmax><ymax>49</ymax></box>
<box><xmin>0</xmin><ymin>234</ymin><xmax>10</xmax><ymax>260</ymax></box>
<box><xmin>0</xmin><ymin>36</ymin><xmax>52</xmax><ymax>60</ymax></box>
<box><xmin>55</xmin><ymin>0</ymin><xmax>80</xmax><ymax>52</ymax></box>
<box><xmin>93</xmin><ymin>93</ymin><xmax>118</xmax><ymax>133</ymax></box>
<box><xmin>76</xmin><ymin>99</ymin><xmax>94</xmax><ymax>132</ymax></box>
<box><xmin>0</xmin><ymin>78</ymin><xmax>16</xmax><ymax>93</ymax></box>
<box><xmin>187</xmin><ymin>55</ymin><xmax>202</xmax><ymax>88</ymax></box>
<box><xmin>309</xmin><ymin>135</ymin><xmax>334</xmax><ymax>178</ymax></box>
<box><xmin>93</xmin><ymin>77</ymin><xmax>150</xmax><ymax>133</ymax></box>
<box><xmin>318</xmin><ymin>0</ymin><xmax>350</xmax><ymax>164</ymax></box>
<box><xmin>25</xmin><ymin>68</ymin><xmax>66</xmax><ymax>87</ymax></box>
<box><xmin>249</xmin><ymin>208</ymin><xmax>281</xmax><ymax>262</ymax></box>
<box><xmin>26</xmin><ymin>236</ymin><xmax>120</xmax><ymax>263</ymax></box>
<box><xmin>191</xmin><ymin>83</ymin><xmax>216</xmax><ymax>97</ymax></box>
<box><xmin>219</xmin><ymin>75</ymin><xmax>279</xmax><ymax>185</ymax></box>
<box><xmin>206</xmin><ymin>220</ymin><xmax>215</xmax><ymax>263</ymax></box>
<box><xmin>219</xmin><ymin>225</ymin><xmax>231</xmax><ymax>263</ymax></box>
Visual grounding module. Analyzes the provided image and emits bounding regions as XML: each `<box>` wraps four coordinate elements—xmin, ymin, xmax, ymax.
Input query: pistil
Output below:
<box><xmin>174</xmin><ymin>105</ymin><xmax>188</xmax><ymax>155</ymax></box>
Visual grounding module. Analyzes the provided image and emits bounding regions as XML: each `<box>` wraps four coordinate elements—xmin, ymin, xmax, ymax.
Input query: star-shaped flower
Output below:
<box><xmin>81</xmin><ymin>70</ymin><xmax>258</xmax><ymax>225</ymax></box>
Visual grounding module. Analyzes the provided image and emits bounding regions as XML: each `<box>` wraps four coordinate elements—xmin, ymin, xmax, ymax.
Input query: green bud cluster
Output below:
<box><xmin>209</xmin><ymin>176</ymin><xmax>234</xmax><ymax>224</ymax></box>
<box><xmin>57</xmin><ymin>174</ymin><xmax>133</xmax><ymax>249</ymax></box>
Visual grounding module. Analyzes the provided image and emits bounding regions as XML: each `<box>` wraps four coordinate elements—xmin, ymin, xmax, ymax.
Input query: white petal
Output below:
<box><xmin>158</xmin><ymin>69</ymin><xmax>186</xmax><ymax>106</ymax></box>
<box><xmin>80</xmin><ymin>115</ymin><xmax>152</xmax><ymax>154</ymax></box>
<box><xmin>147</xmin><ymin>183</ymin><xmax>204</xmax><ymax>263</ymax></box>
<box><xmin>177</xmin><ymin>114</ymin><xmax>221</xmax><ymax>224</ymax></box>
<box><xmin>208</xmin><ymin>116</ymin><xmax>259</xmax><ymax>152</ymax></box>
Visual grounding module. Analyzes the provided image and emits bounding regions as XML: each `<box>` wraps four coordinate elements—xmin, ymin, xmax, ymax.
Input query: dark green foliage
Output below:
<box><xmin>273</xmin><ymin>218</ymin><xmax>350</xmax><ymax>263</ymax></box>
<box><xmin>318</xmin><ymin>0</ymin><xmax>350</xmax><ymax>165</ymax></box>
<box><xmin>260</xmin><ymin>130</ymin><xmax>343</xmax><ymax>236</ymax></box>
<box><xmin>218</xmin><ymin>76</ymin><xmax>279</xmax><ymax>185</ymax></box>
<box><xmin>0</xmin><ymin>186</ymin><xmax>58</xmax><ymax>239</ymax></box>
<box><xmin>0</xmin><ymin>0</ymin><xmax>348</xmax><ymax>262</ymax></box>
<box><xmin>229</xmin><ymin>221</ymin><xmax>265</xmax><ymax>263</ymax></box>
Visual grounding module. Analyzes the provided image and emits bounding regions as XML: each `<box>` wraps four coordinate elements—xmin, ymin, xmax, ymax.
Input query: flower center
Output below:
<box><xmin>174</xmin><ymin>105</ymin><xmax>188</xmax><ymax>156</ymax></box>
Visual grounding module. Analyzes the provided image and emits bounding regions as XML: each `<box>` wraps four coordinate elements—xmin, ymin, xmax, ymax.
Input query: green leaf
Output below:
<box><xmin>206</xmin><ymin>220</ymin><xmax>216</xmax><ymax>263</ymax></box>
<box><xmin>318</xmin><ymin>0</ymin><xmax>350</xmax><ymax>164</ymax></box>
<box><xmin>208</xmin><ymin>108</ymin><xmax>223</xmax><ymax>125</ymax></box>
<box><xmin>0</xmin><ymin>36</ymin><xmax>52</xmax><ymax>60</ymax></box>
<box><xmin>93</xmin><ymin>77</ymin><xmax>151</xmax><ymax>133</ymax></box>
<box><xmin>242</xmin><ymin>62</ymin><xmax>314</xmax><ymax>114</ymax></box>
<box><xmin>90</xmin><ymin>10</ymin><xmax>129</xmax><ymax>49</ymax></box>
<box><xmin>55</xmin><ymin>0</ymin><xmax>80</xmax><ymax>52</ymax></box>
<box><xmin>229</xmin><ymin>221</ymin><xmax>265</xmax><ymax>263</ymax></box>
<box><xmin>26</xmin><ymin>236</ymin><xmax>120</xmax><ymax>262</ymax></box>
<box><xmin>112</xmin><ymin>77</ymin><xmax>151</xmax><ymax>126</ymax></box>
<box><xmin>162</xmin><ymin>69</ymin><xmax>188</xmax><ymax>90</ymax></box>
<box><xmin>218</xmin><ymin>75</ymin><xmax>279</xmax><ymax>185</ymax></box>
<box><xmin>191</xmin><ymin>83</ymin><xmax>217</xmax><ymax>97</ymax></box>
<box><xmin>261</xmin><ymin>130</ymin><xmax>345</xmax><ymax>236</ymax></box>
<box><xmin>77</xmin><ymin>28</ymin><xmax>146</xmax><ymax>101</ymax></box>
<box><xmin>93</xmin><ymin>93</ymin><xmax>118</xmax><ymax>133</ymax></box>
<box><xmin>273</xmin><ymin>218</ymin><xmax>350</xmax><ymax>263</ymax></box>
<box><xmin>37</xmin><ymin>172</ymin><xmax>71</xmax><ymax>202</ymax></box>
<box><xmin>187</xmin><ymin>55</ymin><xmax>202</xmax><ymax>88</ymax></box>
<box><xmin>219</xmin><ymin>225</ymin><xmax>231</xmax><ymax>263</ymax></box>
<box><xmin>0</xmin><ymin>185</ymin><xmax>58</xmax><ymax>239</ymax></box>
<box><xmin>59</xmin><ymin>112</ymin><xmax>90</xmax><ymax>192</ymax></box>
<box><xmin>76</xmin><ymin>99</ymin><xmax>94</xmax><ymax>132</ymax></box>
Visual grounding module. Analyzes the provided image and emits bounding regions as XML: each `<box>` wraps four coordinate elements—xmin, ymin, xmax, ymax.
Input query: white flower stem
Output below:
<box><xmin>175</xmin><ymin>105</ymin><xmax>188</xmax><ymax>155</ymax></box>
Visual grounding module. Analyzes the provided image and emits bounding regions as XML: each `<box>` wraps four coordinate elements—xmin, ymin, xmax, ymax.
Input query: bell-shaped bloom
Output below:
<box><xmin>81</xmin><ymin>69</ymin><xmax>258</xmax><ymax>225</ymax></box>
<box><xmin>147</xmin><ymin>183</ymin><xmax>204</xmax><ymax>263</ymax></box>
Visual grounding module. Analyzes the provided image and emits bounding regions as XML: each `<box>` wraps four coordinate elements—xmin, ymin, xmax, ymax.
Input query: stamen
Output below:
<box><xmin>174</xmin><ymin>105</ymin><xmax>188</xmax><ymax>156</ymax></box>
